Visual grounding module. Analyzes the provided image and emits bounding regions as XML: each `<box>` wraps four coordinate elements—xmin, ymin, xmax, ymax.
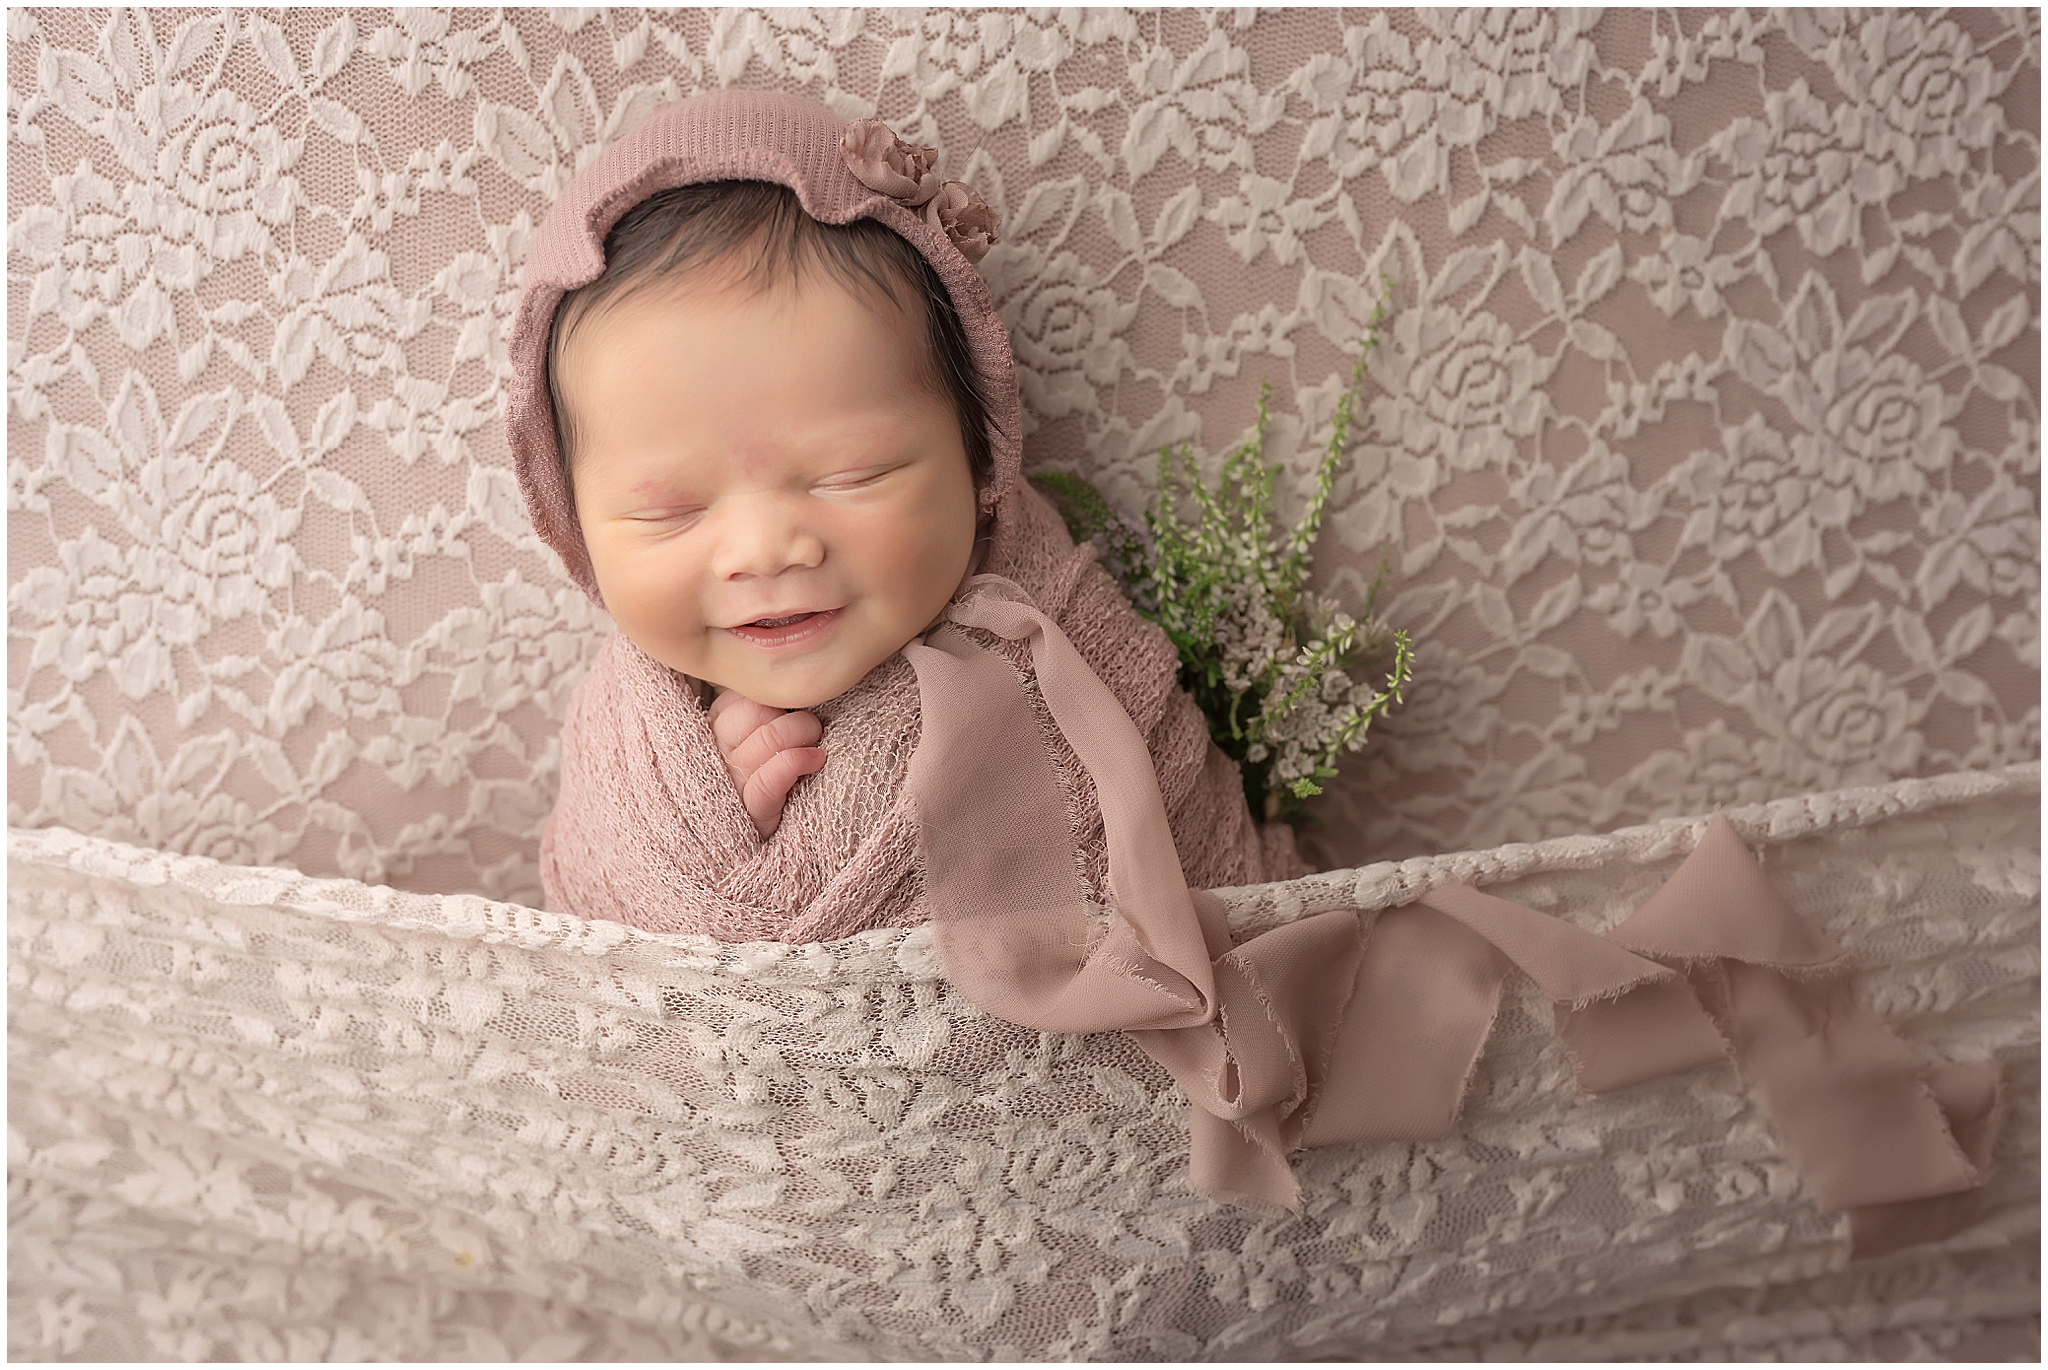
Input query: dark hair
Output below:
<box><xmin>546</xmin><ymin>180</ymin><xmax>993</xmax><ymax>498</ymax></box>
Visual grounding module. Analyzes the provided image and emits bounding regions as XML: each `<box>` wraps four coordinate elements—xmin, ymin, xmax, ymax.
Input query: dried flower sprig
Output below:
<box><xmin>1036</xmin><ymin>275</ymin><xmax>1409</xmax><ymax>827</ymax></box>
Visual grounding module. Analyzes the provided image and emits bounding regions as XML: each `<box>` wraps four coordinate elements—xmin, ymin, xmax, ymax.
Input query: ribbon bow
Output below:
<box><xmin>904</xmin><ymin>577</ymin><xmax>2001</xmax><ymax>1257</ymax></box>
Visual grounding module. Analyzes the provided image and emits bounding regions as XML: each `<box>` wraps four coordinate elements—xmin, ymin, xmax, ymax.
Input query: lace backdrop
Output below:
<box><xmin>8</xmin><ymin>8</ymin><xmax>2040</xmax><ymax>903</ymax></box>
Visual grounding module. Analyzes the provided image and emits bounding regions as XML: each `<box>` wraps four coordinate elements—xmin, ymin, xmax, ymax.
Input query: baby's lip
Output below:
<box><xmin>722</xmin><ymin>606</ymin><xmax>845</xmax><ymax>646</ymax></box>
<box><xmin>722</xmin><ymin>605</ymin><xmax>841</xmax><ymax>629</ymax></box>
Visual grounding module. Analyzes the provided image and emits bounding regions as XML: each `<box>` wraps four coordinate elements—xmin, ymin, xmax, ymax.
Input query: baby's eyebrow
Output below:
<box><xmin>627</xmin><ymin>478</ymin><xmax>693</xmax><ymax>503</ymax></box>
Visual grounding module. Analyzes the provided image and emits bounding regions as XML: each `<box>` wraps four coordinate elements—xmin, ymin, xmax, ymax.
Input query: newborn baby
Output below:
<box><xmin>550</xmin><ymin>178</ymin><xmax>984</xmax><ymax>840</ymax></box>
<box><xmin>506</xmin><ymin>90</ymin><xmax>1303</xmax><ymax>941</ymax></box>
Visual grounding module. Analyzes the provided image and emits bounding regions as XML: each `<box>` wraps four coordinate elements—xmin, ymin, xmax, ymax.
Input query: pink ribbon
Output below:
<box><xmin>904</xmin><ymin>578</ymin><xmax>2000</xmax><ymax>1255</ymax></box>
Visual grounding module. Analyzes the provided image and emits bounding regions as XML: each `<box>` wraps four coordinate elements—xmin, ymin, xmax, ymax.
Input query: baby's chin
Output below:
<box><xmin>694</xmin><ymin>648</ymin><xmax>899</xmax><ymax>711</ymax></box>
<box><xmin>724</xmin><ymin>680</ymin><xmax>845</xmax><ymax>711</ymax></box>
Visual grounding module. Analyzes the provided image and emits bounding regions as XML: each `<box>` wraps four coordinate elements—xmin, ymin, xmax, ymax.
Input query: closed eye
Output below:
<box><xmin>816</xmin><ymin>462</ymin><xmax>906</xmax><ymax>492</ymax></box>
<box><xmin>622</xmin><ymin>506</ymin><xmax>705</xmax><ymax>528</ymax></box>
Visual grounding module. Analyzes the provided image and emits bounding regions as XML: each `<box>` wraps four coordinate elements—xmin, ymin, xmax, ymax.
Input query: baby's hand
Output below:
<box><xmin>707</xmin><ymin>689</ymin><xmax>827</xmax><ymax>840</ymax></box>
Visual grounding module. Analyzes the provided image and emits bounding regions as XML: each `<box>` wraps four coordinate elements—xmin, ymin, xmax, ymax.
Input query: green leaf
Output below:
<box><xmin>1032</xmin><ymin>274</ymin><xmax>1413</xmax><ymax>832</ymax></box>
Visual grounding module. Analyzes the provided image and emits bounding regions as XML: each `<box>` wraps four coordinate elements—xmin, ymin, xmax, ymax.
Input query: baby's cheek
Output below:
<box><xmin>904</xmin><ymin>523</ymin><xmax>974</xmax><ymax>612</ymax></box>
<box><xmin>599</xmin><ymin>540</ymin><xmax>711</xmax><ymax>655</ymax></box>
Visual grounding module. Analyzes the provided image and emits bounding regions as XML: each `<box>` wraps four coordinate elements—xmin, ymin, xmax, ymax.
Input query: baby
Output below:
<box><xmin>507</xmin><ymin>90</ymin><xmax>1303</xmax><ymax>941</ymax></box>
<box><xmin>548</xmin><ymin>177</ymin><xmax>986</xmax><ymax>840</ymax></box>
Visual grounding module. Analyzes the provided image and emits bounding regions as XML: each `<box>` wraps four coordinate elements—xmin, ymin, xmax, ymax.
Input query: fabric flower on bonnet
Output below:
<box><xmin>841</xmin><ymin>118</ymin><xmax>1000</xmax><ymax>264</ymax></box>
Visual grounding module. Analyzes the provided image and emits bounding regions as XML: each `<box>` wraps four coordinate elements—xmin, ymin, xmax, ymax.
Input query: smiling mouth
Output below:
<box><xmin>725</xmin><ymin>607</ymin><xmax>843</xmax><ymax>647</ymax></box>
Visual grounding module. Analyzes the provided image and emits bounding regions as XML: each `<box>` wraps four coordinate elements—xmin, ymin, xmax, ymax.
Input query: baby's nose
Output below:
<box><xmin>710</xmin><ymin>495</ymin><xmax>825</xmax><ymax>579</ymax></box>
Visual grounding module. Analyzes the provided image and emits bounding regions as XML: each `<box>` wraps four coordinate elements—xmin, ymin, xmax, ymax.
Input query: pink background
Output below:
<box><xmin>9</xmin><ymin>9</ymin><xmax>2038</xmax><ymax>905</ymax></box>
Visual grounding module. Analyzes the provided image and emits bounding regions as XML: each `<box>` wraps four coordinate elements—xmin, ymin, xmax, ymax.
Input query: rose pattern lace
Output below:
<box><xmin>7</xmin><ymin>9</ymin><xmax>2037</xmax><ymax>902</ymax></box>
<box><xmin>8</xmin><ymin>769</ymin><xmax>2038</xmax><ymax>1359</ymax></box>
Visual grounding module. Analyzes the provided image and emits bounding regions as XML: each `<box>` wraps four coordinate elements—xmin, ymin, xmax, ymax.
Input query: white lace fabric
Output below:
<box><xmin>8</xmin><ymin>768</ymin><xmax>2039</xmax><ymax>1360</ymax></box>
<box><xmin>6</xmin><ymin>9</ymin><xmax>2038</xmax><ymax>898</ymax></box>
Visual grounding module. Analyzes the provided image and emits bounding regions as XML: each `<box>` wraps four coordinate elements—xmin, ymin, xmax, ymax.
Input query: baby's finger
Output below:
<box><xmin>706</xmin><ymin>687</ymin><xmax>744</xmax><ymax>725</ymax></box>
<box><xmin>729</xmin><ymin>709</ymin><xmax>823</xmax><ymax>775</ymax></box>
<box><xmin>742</xmin><ymin>746</ymin><xmax>827</xmax><ymax>839</ymax></box>
<box><xmin>709</xmin><ymin>691</ymin><xmax>780</xmax><ymax>754</ymax></box>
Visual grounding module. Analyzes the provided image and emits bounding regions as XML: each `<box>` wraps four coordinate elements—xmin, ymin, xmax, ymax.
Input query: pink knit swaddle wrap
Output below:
<box><xmin>504</xmin><ymin>89</ymin><xmax>1299</xmax><ymax>942</ymax></box>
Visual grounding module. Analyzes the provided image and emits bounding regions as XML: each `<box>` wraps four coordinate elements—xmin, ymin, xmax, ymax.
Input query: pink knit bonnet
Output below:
<box><xmin>504</xmin><ymin>88</ymin><xmax>1017</xmax><ymax>605</ymax></box>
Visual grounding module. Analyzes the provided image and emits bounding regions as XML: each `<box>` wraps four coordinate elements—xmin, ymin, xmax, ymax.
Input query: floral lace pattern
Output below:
<box><xmin>8</xmin><ymin>768</ymin><xmax>2038</xmax><ymax>1359</ymax></box>
<box><xmin>6</xmin><ymin>9</ymin><xmax>2040</xmax><ymax>895</ymax></box>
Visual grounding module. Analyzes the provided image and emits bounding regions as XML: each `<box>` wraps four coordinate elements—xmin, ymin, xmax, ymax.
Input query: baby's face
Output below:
<box><xmin>558</xmin><ymin>269</ymin><xmax>980</xmax><ymax>709</ymax></box>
